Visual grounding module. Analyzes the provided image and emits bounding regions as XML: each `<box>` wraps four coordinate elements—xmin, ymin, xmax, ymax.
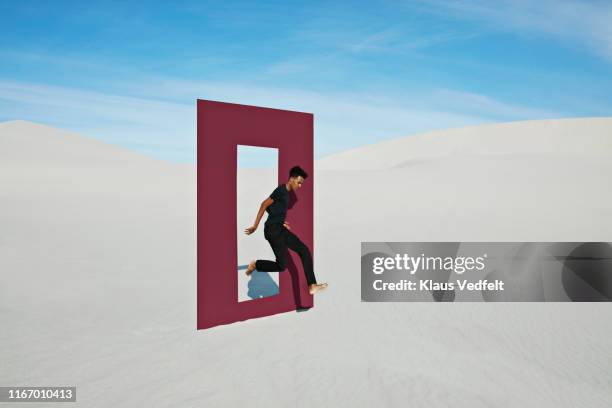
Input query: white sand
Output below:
<box><xmin>1</xmin><ymin>118</ymin><xmax>611</xmax><ymax>407</ymax></box>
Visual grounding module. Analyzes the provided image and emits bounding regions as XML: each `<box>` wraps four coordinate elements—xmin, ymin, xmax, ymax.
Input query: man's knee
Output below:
<box><xmin>288</xmin><ymin>237</ymin><xmax>307</xmax><ymax>251</ymax></box>
<box><xmin>295</xmin><ymin>242</ymin><xmax>310</xmax><ymax>255</ymax></box>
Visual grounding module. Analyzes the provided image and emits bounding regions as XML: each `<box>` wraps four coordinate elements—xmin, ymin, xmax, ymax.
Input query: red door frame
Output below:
<box><xmin>197</xmin><ymin>99</ymin><xmax>314</xmax><ymax>330</ymax></box>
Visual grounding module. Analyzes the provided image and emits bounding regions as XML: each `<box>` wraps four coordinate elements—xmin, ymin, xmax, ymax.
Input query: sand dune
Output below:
<box><xmin>1</xmin><ymin>118</ymin><xmax>611</xmax><ymax>407</ymax></box>
<box><xmin>317</xmin><ymin>117</ymin><xmax>612</xmax><ymax>170</ymax></box>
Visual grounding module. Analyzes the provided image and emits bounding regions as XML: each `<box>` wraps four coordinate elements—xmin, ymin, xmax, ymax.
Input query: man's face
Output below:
<box><xmin>289</xmin><ymin>176</ymin><xmax>305</xmax><ymax>191</ymax></box>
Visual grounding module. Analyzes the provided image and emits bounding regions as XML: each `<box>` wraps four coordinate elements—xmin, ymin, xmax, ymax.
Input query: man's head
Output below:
<box><xmin>287</xmin><ymin>165</ymin><xmax>308</xmax><ymax>191</ymax></box>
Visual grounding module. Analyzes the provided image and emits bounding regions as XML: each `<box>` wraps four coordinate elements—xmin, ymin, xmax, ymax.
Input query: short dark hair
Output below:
<box><xmin>289</xmin><ymin>165</ymin><xmax>308</xmax><ymax>179</ymax></box>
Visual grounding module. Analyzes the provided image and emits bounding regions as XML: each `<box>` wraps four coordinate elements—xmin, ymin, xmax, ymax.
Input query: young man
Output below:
<box><xmin>244</xmin><ymin>166</ymin><xmax>328</xmax><ymax>295</ymax></box>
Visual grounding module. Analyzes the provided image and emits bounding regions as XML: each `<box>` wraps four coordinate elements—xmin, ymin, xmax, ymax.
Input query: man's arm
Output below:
<box><xmin>245</xmin><ymin>197</ymin><xmax>274</xmax><ymax>235</ymax></box>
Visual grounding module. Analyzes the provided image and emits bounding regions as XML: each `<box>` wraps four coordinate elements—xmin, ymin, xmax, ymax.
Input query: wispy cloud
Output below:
<box><xmin>0</xmin><ymin>2</ymin><xmax>608</xmax><ymax>166</ymax></box>
<box><xmin>0</xmin><ymin>77</ymin><xmax>563</xmax><ymax>163</ymax></box>
<box><xmin>0</xmin><ymin>80</ymin><xmax>194</xmax><ymax>162</ymax></box>
<box><xmin>415</xmin><ymin>0</ymin><xmax>612</xmax><ymax>62</ymax></box>
<box><xmin>292</xmin><ymin>13</ymin><xmax>477</xmax><ymax>56</ymax></box>
<box><xmin>425</xmin><ymin>89</ymin><xmax>560</xmax><ymax>119</ymax></box>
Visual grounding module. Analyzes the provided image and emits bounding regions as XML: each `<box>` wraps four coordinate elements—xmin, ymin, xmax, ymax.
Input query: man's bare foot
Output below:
<box><xmin>246</xmin><ymin>260</ymin><xmax>256</xmax><ymax>276</ymax></box>
<box><xmin>309</xmin><ymin>282</ymin><xmax>328</xmax><ymax>294</ymax></box>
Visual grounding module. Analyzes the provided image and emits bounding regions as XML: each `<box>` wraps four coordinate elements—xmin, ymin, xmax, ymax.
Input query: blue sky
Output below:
<box><xmin>1</xmin><ymin>0</ymin><xmax>611</xmax><ymax>164</ymax></box>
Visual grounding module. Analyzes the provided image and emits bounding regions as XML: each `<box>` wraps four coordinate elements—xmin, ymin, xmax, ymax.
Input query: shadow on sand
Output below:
<box><xmin>237</xmin><ymin>264</ymin><xmax>312</xmax><ymax>312</ymax></box>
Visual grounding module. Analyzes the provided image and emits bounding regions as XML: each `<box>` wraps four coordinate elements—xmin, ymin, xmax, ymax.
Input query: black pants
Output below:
<box><xmin>255</xmin><ymin>223</ymin><xmax>317</xmax><ymax>285</ymax></box>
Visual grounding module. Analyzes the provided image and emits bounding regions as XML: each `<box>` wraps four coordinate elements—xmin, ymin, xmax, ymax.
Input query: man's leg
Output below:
<box><xmin>253</xmin><ymin>228</ymin><xmax>288</xmax><ymax>272</ymax></box>
<box><xmin>285</xmin><ymin>228</ymin><xmax>317</xmax><ymax>286</ymax></box>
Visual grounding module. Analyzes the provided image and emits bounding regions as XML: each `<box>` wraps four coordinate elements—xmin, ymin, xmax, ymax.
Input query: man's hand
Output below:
<box><xmin>283</xmin><ymin>221</ymin><xmax>290</xmax><ymax>230</ymax></box>
<box><xmin>245</xmin><ymin>225</ymin><xmax>257</xmax><ymax>235</ymax></box>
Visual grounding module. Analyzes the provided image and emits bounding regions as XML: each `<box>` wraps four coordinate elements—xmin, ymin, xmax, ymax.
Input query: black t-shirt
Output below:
<box><xmin>264</xmin><ymin>184</ymin><xmax>289</xmax><ymax>226</ymax></box>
